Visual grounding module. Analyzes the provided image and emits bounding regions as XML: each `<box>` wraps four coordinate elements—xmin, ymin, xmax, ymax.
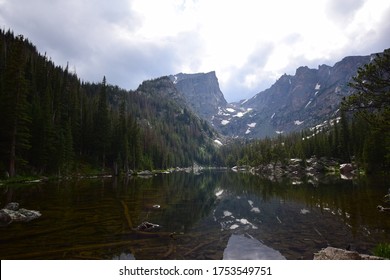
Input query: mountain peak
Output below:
<box><xmin>169</xmin><ymin>71</ymin><xmax>227</xmax><ymax>120</ymax></box>
<box><xmin>213</xmin><ymin>53</ymin><xmax>372</xmax><ymax>138</ymax></box>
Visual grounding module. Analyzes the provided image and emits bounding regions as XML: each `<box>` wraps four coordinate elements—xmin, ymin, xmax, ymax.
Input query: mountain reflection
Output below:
<box><xmin>223</xmin><ymin>234</ymin><xmax>286</xmax><ymax>260</ymax></box>
<box><xmin>0</xmin><ymin>171</ymin><xmax>389</xmax><ymax>259</ymax></box>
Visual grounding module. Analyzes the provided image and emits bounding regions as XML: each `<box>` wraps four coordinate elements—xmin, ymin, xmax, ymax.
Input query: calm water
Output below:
<box><xmin>1</xmin><ymin>171</ymin><xmax>389</xmax><ymax>260</ymax></box>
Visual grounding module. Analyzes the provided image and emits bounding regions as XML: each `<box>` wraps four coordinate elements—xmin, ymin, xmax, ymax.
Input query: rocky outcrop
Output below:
<box><xmin>0</xmin><ymin>202</ymin><xmax>41</xmax><ymax>226</ymax></box>
<box><xmin>216</xmin><ymin>54</ymin><xmax>373</xmax><ymax>138</ymax></box>
<box><xmin>170</xmin><ymin>71</ymin><xmax>227</xmax><ymax>121</ymax></box>
<box><xmin>314</xmin><ymin>247</ymin><xmax>385</xmax><ymax>260</ymax></box>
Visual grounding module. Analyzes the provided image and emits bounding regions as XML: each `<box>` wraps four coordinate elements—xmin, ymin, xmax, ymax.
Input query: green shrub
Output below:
<box><xmin>373</xmin><ymin>243</ymin><xmax>390</xmax><ymax>259</ymax></box>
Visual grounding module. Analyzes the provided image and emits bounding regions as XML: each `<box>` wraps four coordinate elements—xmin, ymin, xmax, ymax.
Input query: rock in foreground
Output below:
<box><xmin>0</xmin><ymin>202</ymin><xmax>41</xmax><ymax>226</ymax></box>
<box><xmin>314</xmin><ymin>247</ymin><xmax>385</xmax><ymax>260</ymax></box>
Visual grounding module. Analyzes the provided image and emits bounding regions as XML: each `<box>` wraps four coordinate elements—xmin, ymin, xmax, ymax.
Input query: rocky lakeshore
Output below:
<box><xmin>233</xmin><ymin>156</ymin><xmax>359</xmax><ymax>182</ymax></box>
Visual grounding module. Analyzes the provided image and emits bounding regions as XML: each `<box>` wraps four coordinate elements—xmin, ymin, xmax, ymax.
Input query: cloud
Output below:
<box><xmin>220</xmin><ymin>43</ymin><xmax>275</xmax><ymax>101</ymax></box>
<box><xmin>373</xmin><ymin>7</ymin><xmax>390</xmax><ymax>52</ymax></box>
<box><xmin>1</xmin><ymin>0</ymin><xmax>389</xmax><ymax>102</ymax></box>
<box><xmin>0</xmin><ymin>0</ymin><xmax>142</xmax><ymax>80</ymax></box>
<box><xmin>325</xmin><ymin>0</ymin><xmax>365</xmax><ymax>24</ymax></box>
<box><xmin>91</xmin><ymin>30</ymin><xmax>205</xmax><ymax>89</ymax></box>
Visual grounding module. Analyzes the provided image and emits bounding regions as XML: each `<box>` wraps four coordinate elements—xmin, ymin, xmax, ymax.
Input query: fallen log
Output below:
<box><xmin>377</xmin><ymin>205</ymin><xmax>390</xmax><ymax>212</ymax></box>
<box><xmin>120</xmin><ymin>200</ymin><xmax>133</xmax><ymax>229</ymax></box>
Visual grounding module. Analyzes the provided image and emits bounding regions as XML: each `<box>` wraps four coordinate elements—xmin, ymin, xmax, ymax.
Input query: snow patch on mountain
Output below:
<box><xmin>226</xmin><ymin>108</ymin><xmax>236</xmax><ymax>113</ymax></box>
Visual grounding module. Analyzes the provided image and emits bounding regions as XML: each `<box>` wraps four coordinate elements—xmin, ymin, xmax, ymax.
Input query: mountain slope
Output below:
<box><xmin>169</xmin><ymin>71</ymin><xmax>227</xmax><ymax>121</ymax></box>
<box><xmin>0</xmin><ymin>29</ymin><xmax>222</xmax><ymax>176</ymax></box>
<box><xmin>215</xmin><ymin>55</ymin><xmax>373</xmax><ymax>138</ymax></box>
<box><xmin>103</xmin><ymin>76</ymin><xmax>223</xmax><ymax>168</ymax></box>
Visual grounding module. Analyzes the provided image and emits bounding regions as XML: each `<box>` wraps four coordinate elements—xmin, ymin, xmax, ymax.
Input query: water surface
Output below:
<box><xmin>1</xmin><ymin>171</ymin><xmax>389</xmax><ymax>259</ymax></box>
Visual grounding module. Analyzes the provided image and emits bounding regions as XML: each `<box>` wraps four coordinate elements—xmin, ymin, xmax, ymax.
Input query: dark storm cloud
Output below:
<box><xmin>0</xmin><ymin>0</ymin><xmax>139</xmax><ymax>54</ymax></box>
<box><xmin>0</xmin><ymin>0</ymin><xmax>205</xmax><ymax>90</ymax></box>
<box><xmin>1</xmin><ymin>0</ymin><xmax>145</xmax><ymax>87</ymax></box>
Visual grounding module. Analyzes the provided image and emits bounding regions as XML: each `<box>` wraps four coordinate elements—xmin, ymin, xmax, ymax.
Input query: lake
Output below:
<box><xmin>1</xmin><ymin>171</ymin><xmax>389</xmax><ymax>260</ymax></box>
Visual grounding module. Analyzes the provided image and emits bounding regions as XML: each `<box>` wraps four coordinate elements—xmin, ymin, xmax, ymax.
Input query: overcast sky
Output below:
<box><xmin>1</xmin><ymin>0</ymin><xmax>389</xmax><ymax>102</ymax></box>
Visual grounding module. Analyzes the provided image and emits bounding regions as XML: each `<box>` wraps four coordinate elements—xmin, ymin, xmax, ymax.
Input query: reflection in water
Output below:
<box><xmin>0</xmin><ymin>171</ymin><xmax>389</xmax><ymax>260</ymax></box>
<box><xmin>223</xmin><ymin>234</ymin><xmax>286</xmax><ymax>260</ymax></box>
<box><xmin>112</xmin><ymin>252</ymin><xmax>135</xmax><ymax>260</ymax></box>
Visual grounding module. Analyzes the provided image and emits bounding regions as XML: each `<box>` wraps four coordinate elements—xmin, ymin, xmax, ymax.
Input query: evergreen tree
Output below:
<box><xmin>94</xmin><ymin>76</ymin><xmax>110</xmax><ymax>170</ymax></box>
<box><xmin>343</xmin><ymin>48</ymin><xmax>390</xmax><ymax>171</ymax></box>
<box><xmin>2</xmin><ymin>35</ymin><xmax>31</xmax><ymax>176</ymax></box>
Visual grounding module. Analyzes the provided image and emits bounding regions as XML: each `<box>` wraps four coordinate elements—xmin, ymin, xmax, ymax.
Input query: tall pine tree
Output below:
<box><xmin>2</xmin><ymin>35</ymin><xmax>31</xmax><ymax>177</ymax></box>
<box><xmin>94</xmin><ymin>76</ymin><xmax>110</xmax><ymax>171</ymax></box>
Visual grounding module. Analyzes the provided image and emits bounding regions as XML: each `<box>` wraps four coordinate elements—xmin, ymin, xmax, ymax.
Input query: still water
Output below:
<box><xmin>1</xmin><ymin>171</ymin><xmax>389</xmax><ymax>260</ymax></box>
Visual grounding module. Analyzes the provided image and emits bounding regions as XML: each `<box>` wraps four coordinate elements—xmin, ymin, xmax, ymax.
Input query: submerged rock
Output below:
<box><xmin>135</xmin><ymin>221</ymin><xmax>161</xmax><ymax>232</ymax></box>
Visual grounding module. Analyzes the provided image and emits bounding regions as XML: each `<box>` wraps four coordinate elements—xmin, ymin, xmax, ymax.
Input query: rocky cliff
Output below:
<box><xmin>213</xmin><ymin>55</ymin><xmax>373</xmax><ymax>138</ymax></box>
<box><xmin>169</xmin><ymin>71</ymin><xmax>227</xmax><ymax>121</ymax></box>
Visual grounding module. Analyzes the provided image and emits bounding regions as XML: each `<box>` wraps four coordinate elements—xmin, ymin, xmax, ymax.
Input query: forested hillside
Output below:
<box><xmin>0</xmin><ymin>30</ymin><xmax>220</xmax><ymax>177</ymax></box>
<box><xmin>0</xmin><ymin>29</ymin><xmax>388</xmax><ymax>177</ymax></box>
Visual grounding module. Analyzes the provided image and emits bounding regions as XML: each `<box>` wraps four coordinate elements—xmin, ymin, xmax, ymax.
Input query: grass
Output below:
<box><xmin>373</xmin><ymin>243</ymin><xmax>390</xmax><ymax>259</ymax></box>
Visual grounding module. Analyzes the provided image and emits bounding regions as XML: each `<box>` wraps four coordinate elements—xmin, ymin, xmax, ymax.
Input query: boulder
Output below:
<box><xmin>0</xmin><ymin>210</ymin><xmax>12</xmax><ymax>225</ymax></box>
<box><xmin>314</xmin><ymin>247</ymin><xmax>385</xmax><ymax>260</ymax></box>
<box><xmin>4</xmin><ymin>202</ymin><xmax>19</xmax><ymax>211</ymax></box>
<box><xmin>0</xmin><ymin>202</ymin><xmax>41</xmax><ymax>225</ymax></box>
<box><xmin>340</xmin><ymin>163</ymin><xmax>354</xmax><ymax>174</ymax></box>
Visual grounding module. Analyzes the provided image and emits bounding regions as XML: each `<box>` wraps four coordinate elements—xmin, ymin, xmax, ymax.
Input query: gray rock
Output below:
<box><xmin>314</xmin><ymin>247</ymin><xmax>385</xmax><ymax>260</ymax></box>
<box><xmin>0</xmin><ymin>210</ymin><xmax>12</xmax><ymax>225</ymax></box>
<box><xmin>0</xmin><ymin>203</ymin><xmax>41</xmax><ymax>225</ymax></box>
<box><xmin>135</xmin><ymin>221</ymin><xmax>161</xmax><ymax>232</ymax></box>
<box><xmin>5</xmin><ymin>202</ymin><xmax>19</xmax><ymax>211</ymax></box>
